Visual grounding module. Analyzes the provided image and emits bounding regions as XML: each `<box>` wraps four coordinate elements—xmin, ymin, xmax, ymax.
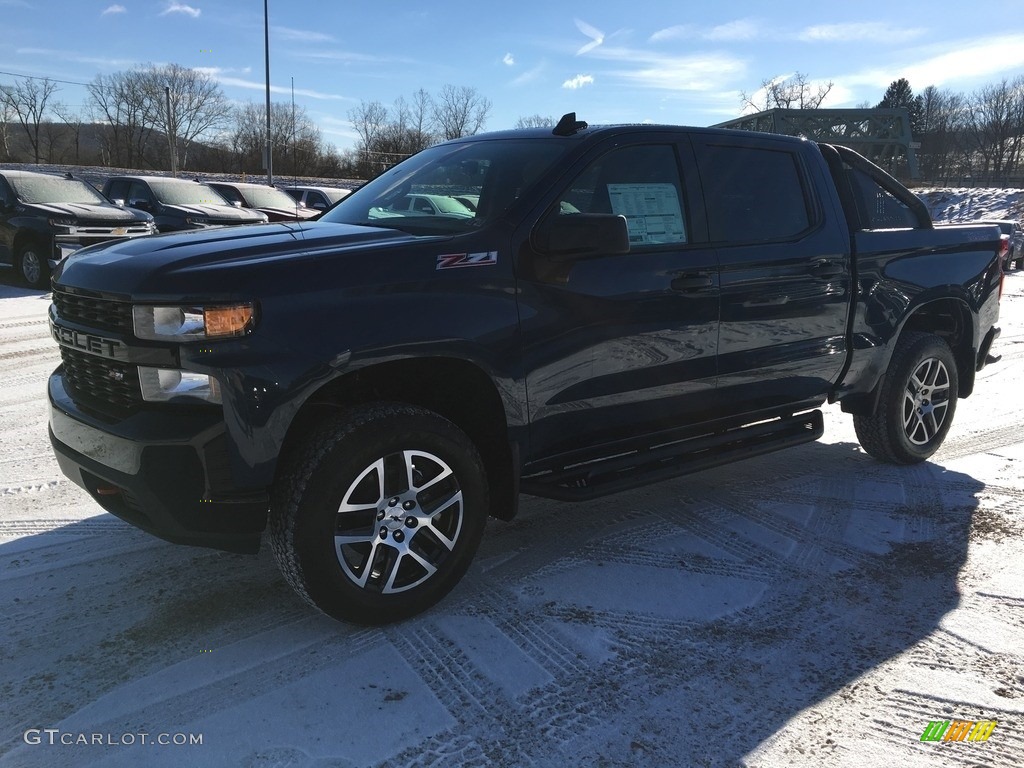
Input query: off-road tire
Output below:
<box><xmin>854</xmin><ymin>331</ymin><xmax>958</xmax><ymax>464</ymax></box>
<box><xmin>269</xmin><ymin>403</ymin><xmax>489</xmax><ymax>624</ymax></box>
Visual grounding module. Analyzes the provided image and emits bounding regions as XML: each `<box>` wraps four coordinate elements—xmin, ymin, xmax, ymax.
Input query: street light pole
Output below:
<box><xmin>164</xmin><ymin>85</ymin><xmax>177</xmax><ymax>176</ymax></box>
<box><xmin>264</xmin><ymin>0</ymin><xmax>273</xmax><ymax>186</ymax></box>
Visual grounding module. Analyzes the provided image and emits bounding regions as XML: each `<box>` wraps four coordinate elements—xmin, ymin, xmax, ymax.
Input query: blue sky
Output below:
<box><xmin>2</xmin><ymin>0</ymin><xmax>1024</xmax><ymax>152</ymax></box>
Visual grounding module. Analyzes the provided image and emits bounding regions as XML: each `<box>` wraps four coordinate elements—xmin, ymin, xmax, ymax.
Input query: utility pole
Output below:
<box><xmin>291</xmin><ymin>75</ymin><xmax>295</xmax><ymax>182</ymax></box>
<box><xmin>264</xmin><ymin>0</ymin><xmax>273</xmax><ymax>185</ymax></box>
<box><xmin>164</xmin><ymin>85</ymin><xmax>177</xmax><ymax>176</ymax></box>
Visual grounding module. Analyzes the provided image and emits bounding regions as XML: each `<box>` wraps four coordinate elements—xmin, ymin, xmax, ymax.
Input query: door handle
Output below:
<box><xmin>809</xmin><ymin>260</ymin><xmax>843</xmax><ymax>278</ymax></box>
<box><xmin>671</xmin><ymin>273</ymin><xmax>713</xmax><ymax>291</ymax></box>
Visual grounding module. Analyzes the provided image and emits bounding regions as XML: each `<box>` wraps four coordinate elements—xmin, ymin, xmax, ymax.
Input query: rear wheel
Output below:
<box><xmin>854</xmin><ymin>332</ymin><xmax>958</xmax><ymax>464</ymax></box>
<box><xmin>16</xmin><ymin>240</ymin><xmax>50</xmax><ymax>289</ymax></box>
<box><xmin>269</xmin><ymin>403</ymin><xmax>489</xmax><ymax>624</ymax></box>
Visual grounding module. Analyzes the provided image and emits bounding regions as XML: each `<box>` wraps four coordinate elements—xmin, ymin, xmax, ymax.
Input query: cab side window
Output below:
<box><xmin>217</xmin><ymin>186</ymin><xmax>243</xmax><ymax>205</ymax></box>
<box><xmin>698</xmin><ymin>145</ymin><xmax>812</xmax><ymax>243</ymax></box>
<box><xmin>0</xmin><ymin>178</ymin><xmax>14</xmax><ymax>206</ymax></box>
<box><xmin>559</xmin><ymin>144</ymin><xmax>688</xmax><ymax>247</ymax></box>
<box><xmin>128</xmin><ymin>181</ymin><xmax>153</xmax><ymax>205</ymax></box>
<box><xmin>106</xmin><ymin>179</ymin><xmax>130</xmax><ymax>202</ymax></box>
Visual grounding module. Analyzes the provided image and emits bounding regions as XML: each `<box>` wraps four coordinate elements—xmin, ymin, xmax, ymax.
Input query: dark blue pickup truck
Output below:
<box><xmin>47</xmin><ymin>114</ymin><xmax>1003</xmax><ymax>624</ymax></box>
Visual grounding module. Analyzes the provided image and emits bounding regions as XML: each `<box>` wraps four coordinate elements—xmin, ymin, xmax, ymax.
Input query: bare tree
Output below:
<box><xmin>431</xmin><ymin>85</ymin><xmax>491</xmax><ymax>140</ymax></box>
<box><xmin>963</xmin><ymin>78</ymin><xmax>1023</xmax><ymax>185</ymax></box>
<box><xmin>87</xmin><ymin>70</ymin><xmax>156</xmax><ymax>168</ymax></box>
<box><xmin>515</xmin><ymin>114</ymin><xmax>555</xmax><ymax>128</ymax></box>
<box><xmin>741</xmin><ymin>73</ymin><xmax>833</xmax><ymax>112</ymax></box>
<box><xmin>52</xmin><ymin>101</ymin><xmax>87</xmax><ymax>165</ymax></box>
<box><xmin>0</xmin><ymin>88</ymin><xmax>15</xmax><ymax>161</ymax></box>
<box><xmin>408</xmin><ymin>88</ymin><xmax>434</xmax><ymax>148</ymax></box>
<box><xmin>348</xmin><ymin>100</ymin><xmax>389</xmax><ymax>155</ymax></box>
<box><xmin>229</xmin><ymin>100</ymin><xmax>327</xmax><ymax>177</ymax></box>
<box><xmin>141</xmin><ymin>64</ymin><xmax>231</xmax><ymax>171</ymax></box>
<box><xmin>918</xmin><ymin>86</ymin><xmax>968</xmax><ymax>184</ymax></box>
<box><xmin>0</xmin><ymin>76</ymin><xmax>58</xmax><ymax>163</ymax></box>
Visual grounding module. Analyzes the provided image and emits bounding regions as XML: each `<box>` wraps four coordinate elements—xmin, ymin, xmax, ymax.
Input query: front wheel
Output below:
<box><xmin>16</xmin><ymin>240</ymin><xmax>50</xmax><ymax>289</ymax></box>
<box><xmin>269</xmin><ymin>403</ymin><xmax>489</xmax><ymax>624</ymax></box>
<box><xmin>853</xmin><ymin>332</ymin><xmax>959</xmax><ymax>464</ymax></box>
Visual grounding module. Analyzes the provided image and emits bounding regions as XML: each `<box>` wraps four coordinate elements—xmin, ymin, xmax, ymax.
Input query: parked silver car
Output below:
<box><xmin>976</xmin><ymin>219</ymin><xmax>1024</xmax><ymax>270</ymax></box>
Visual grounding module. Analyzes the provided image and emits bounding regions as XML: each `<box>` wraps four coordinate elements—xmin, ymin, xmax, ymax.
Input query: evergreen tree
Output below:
<box><xmin>876</xmin><ymin>78</ymin><xmax>925</xmax><ymax>137</ymax></box>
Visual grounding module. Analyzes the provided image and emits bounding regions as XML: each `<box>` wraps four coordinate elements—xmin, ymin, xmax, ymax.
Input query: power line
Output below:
<box><xmin>0</xmin><ymin>69</ymin><xmax>92</xmax><ymax>88</ymax></box>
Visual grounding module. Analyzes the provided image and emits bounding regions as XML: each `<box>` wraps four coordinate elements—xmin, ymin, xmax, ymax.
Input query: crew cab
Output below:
<box><xmin>47</xmin><ymin>115</ymin><xmax>1002</xmax><ymax>624</ymax></box>
<box><xmin>0</xmin><ymin>169</ymin><xmax>155</xmax><ymax>288</ymax></box>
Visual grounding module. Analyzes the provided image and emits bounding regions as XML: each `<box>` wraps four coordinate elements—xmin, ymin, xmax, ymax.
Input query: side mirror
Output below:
<box><xmin>128</xmin><ymin>198</ymin><xmax>152</xmax><ymax>212</ymax></box>
<box><xmin>112</xmin><ymin>198</ymin><xmax>126</xmax><ymax>207</ymax></box>
<box><xmin>231</xmin><ymin>200</ymin><xmax>243</xmax><ymax>208</ymax></box>
<box><xmin>533</xmin><ymin>213</ymin><xmax>631</xmax><ymax>261</ymax></box>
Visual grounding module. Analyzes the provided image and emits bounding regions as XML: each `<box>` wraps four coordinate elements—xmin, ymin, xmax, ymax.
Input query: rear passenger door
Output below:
<box><xmin>691</xmin><ymin>134</ymin><xmax>852</xmax><ymax>412</ymax></box>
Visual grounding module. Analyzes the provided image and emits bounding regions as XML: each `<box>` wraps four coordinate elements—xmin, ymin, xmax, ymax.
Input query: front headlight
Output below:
<box><xmin>132</xmin><ymin>304</ymin><xmax>255</xmax><ymax>341</ymax></box>
<box><xmin>185</xmin><ymin>216</ymin><xmax>210</xmax><ymax>226</ymax></box>
<box><xmin>138</xmin><ymin>367</ymin><xmax>221</xmax><ymax>404</ymax></box>
<box><xmin>49</xmin><ymin>217</ymin><xmax>77</xmax><ymax>230</ymax></box>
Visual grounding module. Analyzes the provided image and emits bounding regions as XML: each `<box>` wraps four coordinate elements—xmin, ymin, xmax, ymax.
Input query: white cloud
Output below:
<box><xmin>581</xmin><ymin>44</ymin><xmax>746</xmax><ymax>93</ymax></box>
<box><xmin>704</xmin><ymin>19</ymin><xmax>759</xmax><ymax>42</ymax></box>
<box><xmin>272</xmin><ymin>26</ymin><xmax>334</xmax><ymax>43</ymax></box>
<box><xmin>841</xmin><ymin>34</ymin><xmax>1024</xmax><ymax>91</ymax></box>
<box><xmin>503</xmin><ymin>52</ymin><xmax>515</xmax><ymax>66</ymax></box>
<box><xmin>101</xmin><ymin>4</ymin><xmax>126</xmax><ymax>15</ymax></box>
<box><xmin>563</xmin><ymin>74</ymin><xmax>594</xmax><ymax>90</ymax></box>
<box><xmin>574</xmin><ymin>18</ymin><xmax>604</xmax><ymax>55</ymax></box>
<box><xmin>799</xmin><ymin>22</ymin><xmax>925</xmax><ymax>44</ymax></box>
<box><xmin>295</xmin><ymin>50</ymin><xmax>414</xmax><ymax>65</ymax></box>
<box><xmin>649</xmin><ymin>25</ymin><xmax>694</xmax><ymax>43</ymax></box>
<box><xmin>211</xmin><ymin>74</ymin><xmax>351</xmax><ymax>101</ymax></box>
<box><xmin>194</xmin><ymin>66</ymin><xmax>252</xmax><ymax>77</ymax></box>
<box><xmin>511</xmin><ymin>62</ymin><xmax>544</xmax><ymax>87</ymax></box>
<box><xmin>161</xmin><ymin>2</ymin><xmax>200</xmax><ymax>18</ymax></box>
<box><xmin>15</xmin><ymin>47</ymin><xmax>138</xmax><ymax>69</ymax></box>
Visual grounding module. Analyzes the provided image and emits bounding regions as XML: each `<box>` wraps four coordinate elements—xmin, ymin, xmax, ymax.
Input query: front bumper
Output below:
<box><xmin>48</xmin><ymin>369</ymin><xmax>268</xmax><ymax>553</ymax></box>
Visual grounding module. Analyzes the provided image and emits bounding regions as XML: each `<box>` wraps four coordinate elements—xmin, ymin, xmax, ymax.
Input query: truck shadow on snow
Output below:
<box><xmin>0</xmin><ymin>439</ymin><xmax>983</xmax><ymax>767</ymax></box>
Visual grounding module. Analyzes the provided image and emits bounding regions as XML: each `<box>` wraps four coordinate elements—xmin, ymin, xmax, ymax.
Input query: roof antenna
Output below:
<box><xmin>552</xmin><ymin>112</ymin><xmax>588</xmax><ymax>136</ymax></box>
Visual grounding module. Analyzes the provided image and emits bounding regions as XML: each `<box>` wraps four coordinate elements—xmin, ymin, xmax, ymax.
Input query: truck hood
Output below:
<box><xmin>256</xmin><ymin>205</ymin><xmax>320</xmax><ymax>222</ymax></box>
<box><xmin>22</xmin><ymin>201</ymin><xmax>152</xmax><ymax>223</ymax></box>
<box><xmin>53</xmin><ymin>221</ymin><xmax>425</xmax><ymax>298</ymax></box>
<box><xmin>159</xmin><ymin>203</ymin><xmax>265</xmax><ymax>222</ymax></box>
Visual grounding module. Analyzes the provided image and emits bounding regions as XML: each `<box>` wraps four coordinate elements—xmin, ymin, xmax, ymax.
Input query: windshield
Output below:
<box><xmin>241</xmin><ymin>186</ymin><xmax>302</xmax><ymax>209</ymax></box>
<box><xmin>10</xmin><ymin>175</ymin><xmax>107</xmax><ymax>204</ymax></box>
<box><xmin>321</xmin><ymin>138</ymin><xmax>569</xmax><ymax>235</ymax></box>
<box><xmin>149</xmin><ymin>180</ymin><xmax>229</xmax><ymax>206</ymax></box>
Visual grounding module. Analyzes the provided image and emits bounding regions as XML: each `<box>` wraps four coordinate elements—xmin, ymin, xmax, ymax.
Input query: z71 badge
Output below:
<box><xmin>436</xmin><ymin>251</ymin><xmax>498</xmax><ymax>270</ymax></box>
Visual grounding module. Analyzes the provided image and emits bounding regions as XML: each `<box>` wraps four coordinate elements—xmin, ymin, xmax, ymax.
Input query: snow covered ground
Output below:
<box><xmin>0</xmin><ymin>192</ymin><xmax>1022</xmax><ymax>767</ymax></box>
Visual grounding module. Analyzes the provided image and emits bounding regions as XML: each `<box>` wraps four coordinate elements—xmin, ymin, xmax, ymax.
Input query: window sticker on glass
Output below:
<box><xmin>607</xmin><ymin>183</ymin><xmax>686</xmax><ymax>245</ymax></box>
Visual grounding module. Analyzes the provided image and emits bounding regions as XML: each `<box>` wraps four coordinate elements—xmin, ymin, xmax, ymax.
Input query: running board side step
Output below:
<box><xmin>520</xmin><ymin>410</ymin><xmax>824</xmax><ymax>501</ymax></box>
